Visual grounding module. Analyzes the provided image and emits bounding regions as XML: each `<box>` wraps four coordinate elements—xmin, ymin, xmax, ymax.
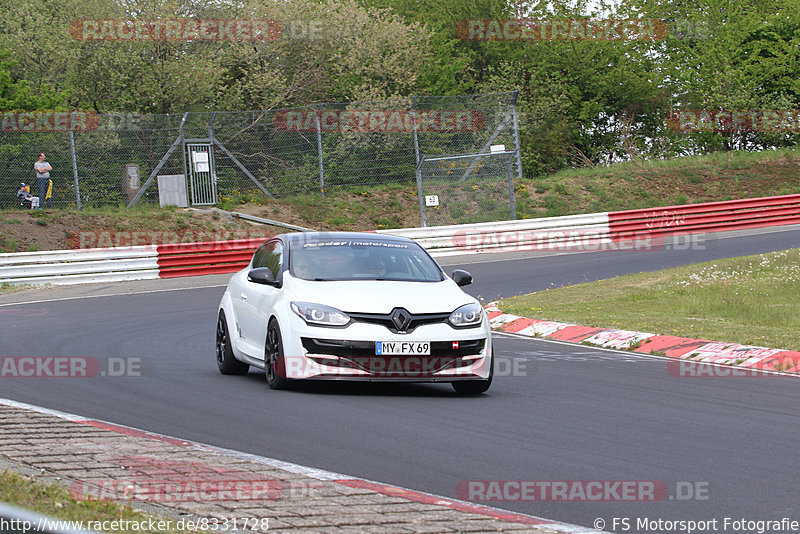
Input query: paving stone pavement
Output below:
<box><xmin>0</xmin><ymin>401</ymin><xmax>596</xmax><ymax>533</ymax></box>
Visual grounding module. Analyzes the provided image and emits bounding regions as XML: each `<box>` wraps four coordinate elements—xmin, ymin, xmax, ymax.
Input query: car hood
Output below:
<box><xmin>285</xmin><ymin>277</ymin><xmax>475</xmax><ymax>314</ymax></box>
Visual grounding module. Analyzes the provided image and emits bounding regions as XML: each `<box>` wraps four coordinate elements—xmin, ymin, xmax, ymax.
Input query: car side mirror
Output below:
<box><xmin>451</xmin><ymin>269</ymin><xmax>472</xmax><ymax>287</ymax></box>
<box><xmin>248</xmin><ymin>267</ymin><xmax>278</xmax><ymax>286</ymax></box>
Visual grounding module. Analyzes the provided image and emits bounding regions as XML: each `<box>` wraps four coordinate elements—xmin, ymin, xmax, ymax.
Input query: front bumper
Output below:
<box><xmin>281</xmin><ymin>317</ymin><xmax>492</xmax><ymax>381</ymax></box>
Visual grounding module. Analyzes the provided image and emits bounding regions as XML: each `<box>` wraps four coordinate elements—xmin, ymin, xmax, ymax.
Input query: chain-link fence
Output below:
<box><xmin>418</xmin><ymin>150</ymin><xmax>518</xmax><ymax>226</ymax></box>
<box><xmin>0</xmin><ymin>92</ymin><xmax>522</xmax><ymax>226</ymax></box>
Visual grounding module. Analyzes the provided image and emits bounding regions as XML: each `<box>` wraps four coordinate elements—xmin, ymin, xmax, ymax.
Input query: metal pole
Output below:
<box><xmin>510</xmin><ymin>89</ymin><xmax>522</xmax><ymax>221</ymax></box>
<box><xmin>181</xmin><ymin>112</ymin><xmax>189</xmax><ymax>204</ymax></box>
<box><xmin>208</xmin><ymin>111</ymin><xmax>216</xmax><ymax>140</ymax></box>
<box><xmin>69</xmin><ymin>112</ymin><xmax>81</xmax><ymax>209</ymax></box>
<box><xmin>507</xmin><ymin>157</ymin><xmax>516</xmax><ymax>220</ymax></box>
<box><xmin>510</xmin><ymin>89</ymin><xmax>523</xmax><ymax>184</ymax></box>
<box><xmin>412</xmin><ymin>96</ymin><xmax>426</xmax><ymax>227</ymax></box>
<box><xmin>208</xmin><ymin>111</ymin><xmax>218</xmax><ymax>204</ymax></box>
<box><xmin>315</xmin><ymin>104</ymin><xmax>325</xmax><ymax>196</ymax></box>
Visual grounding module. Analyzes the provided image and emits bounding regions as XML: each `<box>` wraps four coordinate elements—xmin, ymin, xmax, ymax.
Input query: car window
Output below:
<box><xmin>290</xmin><ymin>239</ymin><xmax>442</xmax><ymax>282</ymax></box>
<box><xmin>252</xmin><ymin>240</ymin><xmax>283</xmax><ymax>275</ymax></box>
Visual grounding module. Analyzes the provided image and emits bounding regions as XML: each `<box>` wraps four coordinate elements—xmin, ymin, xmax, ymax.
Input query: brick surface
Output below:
<box><xmin>0</xmin><ymin>403</ymin><xmax>587</xmax><ymax>533</ymax></box>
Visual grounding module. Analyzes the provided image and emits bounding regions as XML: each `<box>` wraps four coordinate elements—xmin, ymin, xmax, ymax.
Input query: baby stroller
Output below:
<box><xmin>16</xmin><ymin>183</ymin><xmax>36</xmax><ymax>209</ymax></box>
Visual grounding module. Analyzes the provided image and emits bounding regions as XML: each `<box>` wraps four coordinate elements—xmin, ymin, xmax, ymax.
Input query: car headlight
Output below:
<box><xmin>448</xmin><ymin>303</ymin><xmax>483</xmax><ymax>328</ymax></box>
<box><xmin>291</xmin><ymin>302</ymin><xmax>350</xmax><ymax>327</ymax></box>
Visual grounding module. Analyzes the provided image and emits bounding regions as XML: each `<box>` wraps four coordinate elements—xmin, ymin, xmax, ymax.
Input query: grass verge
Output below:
<box><xmin>3</xmin><ymin>148</ymin><xmax>800</xmax><ymax>251</ymax></box>
<box><xmin>498</xmin><ymin>248</ymin><xmax>800</xmax><ymax>351</ymax></box>
<box><xmin>0</xmin><ymin>283</ymin><xmax>29</xmax><ymax>295</ymax></box>
<box><xmin>0</xmin><ymin>469</ymin><xmax>205</xmax><ymax>533</ymax></box>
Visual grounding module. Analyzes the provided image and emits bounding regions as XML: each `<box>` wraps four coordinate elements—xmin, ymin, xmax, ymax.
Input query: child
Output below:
<box><xmin>16</xmin><ymin>183</ymin><xmax>34</xmax><ymax>209</ymax></box>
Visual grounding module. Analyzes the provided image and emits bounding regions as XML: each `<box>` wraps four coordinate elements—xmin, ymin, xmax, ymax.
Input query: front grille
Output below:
<box><xmin>347</xmin><ymin>310</ymin><xmax>451</xmax><ymax>333</ymax></box>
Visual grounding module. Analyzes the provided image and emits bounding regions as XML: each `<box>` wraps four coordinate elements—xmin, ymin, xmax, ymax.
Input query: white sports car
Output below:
<box><xmin>216</xmin><ymin>231</ymin><xmax>493</xmax><ymax>394</ymax></box>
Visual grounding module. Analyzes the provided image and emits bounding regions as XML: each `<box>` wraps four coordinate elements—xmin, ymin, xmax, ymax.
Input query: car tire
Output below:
<box><xmin>452</xmin><ymin>355</ymin><xmax>493</xmax><ymax>395</ymax></box>
<box><xmin>216</xmin><ymin>311</ymin><xmax>249</xmax><ymax>375</ymax></box>
<box><xmin>265</xmin><ymin>319</ymin><xmax>292</xmax><ymax>390</ymax></box>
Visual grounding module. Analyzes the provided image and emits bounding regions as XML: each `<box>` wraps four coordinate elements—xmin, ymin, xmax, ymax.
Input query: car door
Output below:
<box><xmin>230</xmin><ymin>241</ymin><xmax>269</xmax><ymax>352</ymax></box>
<box><xmin>238</xmin><ymin>239</ymin><xmax>284</xmax><ymax>360</ymax></box>
<box><xmin>228</xmin><ymin>267</ymin><xmax>250</xmax><ymax>342</ymax></box>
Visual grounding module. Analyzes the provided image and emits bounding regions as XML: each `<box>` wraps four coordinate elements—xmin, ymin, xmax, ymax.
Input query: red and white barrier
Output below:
<box><xmin>156</xmin><ymin>238</ymin><xmax>264</xmax><ymax>278</ymax></box>
<box><xmin>0</xmin><ymin>239</ymin><xmax>263</xmax><ymax>286</ymax></box>
<box><xmin>381</xmin><ymin>194</ymin><xmax>800</xmax><ymax>255</ymax></box>
<box><xmin>608</xmin><ymin>194</ymin><xmax>800</xmax><ymax>242</ymax></box>
<box><xmin>2</xmin><ymin>193</ymin><xmax>800</xmax><ymax>286</ymax></box>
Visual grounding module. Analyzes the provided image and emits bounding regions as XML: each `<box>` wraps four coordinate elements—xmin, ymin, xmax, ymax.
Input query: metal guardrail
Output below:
<box><xmin>2</xmin><ymin>194</ymin><xmax>800</xmax><ymax>285</ymax></box>
<box><xmin>379</xmin><ymin>212</ymin><xmax>611</xmax><ymax>254</ymax></box>
<box><xmin>0</xmin><ymin>246</ymin><xmax>160</xmax><ymax>286</ymax></box>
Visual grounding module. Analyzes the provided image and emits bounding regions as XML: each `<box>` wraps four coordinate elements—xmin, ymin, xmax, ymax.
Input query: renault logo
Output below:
<box><xmin>390</xmin><ymin>308</ymin><xmax>412</xmax><ymax>332</ymax></box>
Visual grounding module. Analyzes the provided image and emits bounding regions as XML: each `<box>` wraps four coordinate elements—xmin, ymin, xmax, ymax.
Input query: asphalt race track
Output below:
<box><xmin>2</xmin><ymin>226</ymin><xmax>800</xmax><ymax>531</ymax></box>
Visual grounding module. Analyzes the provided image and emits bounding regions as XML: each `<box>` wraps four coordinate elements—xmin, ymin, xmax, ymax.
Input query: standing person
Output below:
<box><xmin>33</xmin><ymin>153</ymin><xmax>51</xmax><ymax>210</ymax></box>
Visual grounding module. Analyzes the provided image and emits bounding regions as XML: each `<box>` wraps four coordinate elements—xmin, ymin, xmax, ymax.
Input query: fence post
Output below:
<box><xmin>511</xmin><ymin>89</ymin><xmax>523</xmax><ymax>187</ymax></box>
<box><xmin>69</xmin><ymin>112</ymin><xmax>82</xmax><ymax>209</ymax></box>
<box><xmin>507</xmin><ymin>157</ymin><xmax>516</xmax><ymax>220</ymax></box>
<box><xmin>315</xmin><ymin>104</ymin><xmax>325</xmax><ymax>196</ymax></box>
<box><xmin>412</xmin><ymin>96</ymin><xmax>426</xmax><ymax>227</ymax></box>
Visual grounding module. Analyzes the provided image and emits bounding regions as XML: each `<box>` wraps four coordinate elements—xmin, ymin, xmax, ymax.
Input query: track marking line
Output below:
<box><xmin>0</xmin><ymin>284</ymin><xmax>227</xmax><ymax>308</ymax></box>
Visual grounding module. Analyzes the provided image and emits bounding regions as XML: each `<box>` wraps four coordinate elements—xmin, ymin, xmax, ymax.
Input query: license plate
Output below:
<box><xmin>376</xmin><ymin>341</ymin><xmax>430</xmax><ymax>356</ymax></box>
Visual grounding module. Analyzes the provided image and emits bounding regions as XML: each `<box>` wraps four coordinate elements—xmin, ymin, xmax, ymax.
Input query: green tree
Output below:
<box><xmin>0</xmin><ymin>48</ymin><xmax>65</xmax><ymax>110</ymax></box>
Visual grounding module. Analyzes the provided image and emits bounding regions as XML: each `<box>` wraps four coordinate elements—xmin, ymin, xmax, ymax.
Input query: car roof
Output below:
<box><xmin>280</xmin><ymin>231</ymin><xmax>415</xmax><ymax>247</ymax></box>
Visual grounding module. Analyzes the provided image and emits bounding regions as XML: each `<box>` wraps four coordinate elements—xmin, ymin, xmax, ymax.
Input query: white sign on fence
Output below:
<box><xmin>425</xmin><ymin>195</ymin><xmax>439</xmax><ymax>207</ymax></box>
<box><xmin>192</xmin><ymin>151</ymin><xmax>210</xmax><ymax>173</ymax></box>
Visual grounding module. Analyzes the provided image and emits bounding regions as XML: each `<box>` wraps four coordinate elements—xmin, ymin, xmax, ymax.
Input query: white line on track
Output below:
<box><xmin>0</xmin><ymin>284</ymin><xmax>227</xmax><ymax>308</ymax></box>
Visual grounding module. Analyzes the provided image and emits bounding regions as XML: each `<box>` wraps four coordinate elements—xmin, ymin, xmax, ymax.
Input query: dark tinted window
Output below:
<box><xmin>252</xmin><ymin>241</ymin><xmax>283</xmax><ymax>275</ymax></box>
<box><xmin>290</xmin><ymin>239</ymin><xmax>442</xmax><ymax>282</ymax></box>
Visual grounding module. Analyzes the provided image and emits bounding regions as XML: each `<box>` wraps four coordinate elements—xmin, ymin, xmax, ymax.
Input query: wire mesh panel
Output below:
<box><xmin>0</xmin><ymin>92</ymin><xmax>521</xmax><ymax>214</ymax></box>
<box><xmin>418</xmin><ymin>151</ymin><xmax>517</xmax><ymax>227</ymax></box>
<box><xmin>210</xmin><ymin>109</ymin><xmax>320</xmax><ymax>201</ymax></box>
<box><xmin>79</xmin><ymin>113</ymin><xmax>187</xmax><ymax>208</ymax></box>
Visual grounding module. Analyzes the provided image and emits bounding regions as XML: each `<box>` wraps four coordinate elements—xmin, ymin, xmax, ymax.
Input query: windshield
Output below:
<box><xmin>290</xmin><ymin>239</ymin><xmax>443</xmax><ymax>282</ymax></box>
